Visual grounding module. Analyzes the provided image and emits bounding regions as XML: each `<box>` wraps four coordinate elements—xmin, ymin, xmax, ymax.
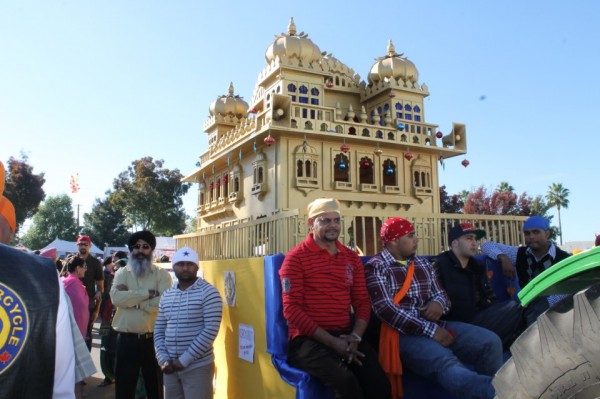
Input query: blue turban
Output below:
<box><xmin>523</xmin><ymin>216</ymin><xmax>550</xmax><ymax>231</ymax></box>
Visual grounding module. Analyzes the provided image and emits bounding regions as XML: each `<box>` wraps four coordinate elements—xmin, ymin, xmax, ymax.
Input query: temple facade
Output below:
<box><xmin>180</xmin><ymin>18</ymin><xmax>522</xmax><ymax>257</ymax></box>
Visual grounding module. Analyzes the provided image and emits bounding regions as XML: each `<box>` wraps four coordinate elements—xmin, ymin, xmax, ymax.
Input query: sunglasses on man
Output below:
<box><xmin>133</xmin><ymin>243</ymin><xmax>152</xmax><ymax>250</ymax></box>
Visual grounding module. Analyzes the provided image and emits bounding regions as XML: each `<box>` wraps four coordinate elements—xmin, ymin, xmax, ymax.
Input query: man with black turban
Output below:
<box><xmin>110</xmin><ymin>230</ymin><xmax>172</xmax><ymax>399</ymax></box>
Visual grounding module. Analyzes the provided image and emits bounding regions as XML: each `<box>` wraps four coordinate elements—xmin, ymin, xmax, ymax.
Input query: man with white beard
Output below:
<box><xmin>110</xmin><ymin>230</ymin><xmax>172</xmax><ymax>399</ymax></box>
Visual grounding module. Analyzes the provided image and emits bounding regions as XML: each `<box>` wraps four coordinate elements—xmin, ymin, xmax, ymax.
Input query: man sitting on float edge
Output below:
<box><xmin>365</xmin><ymin>217</ymin><xmax>502</xmax><ymax>399</ymax></box>
<box><xmin>279</xmin><ymin>198</ymin><xmax>390</xmax><ymax>399</ymax></box>
<box><xmin>481</xmin><ymin>215</ymin><xmax>570</xmax><ymax>326</ymax></box>
<box><xmin>434</xmin><ymin>222</ymin><xmax>523</xmax><ymax>349</ymax></box>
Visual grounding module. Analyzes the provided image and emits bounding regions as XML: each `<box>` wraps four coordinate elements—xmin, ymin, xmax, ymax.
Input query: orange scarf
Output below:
<box><xmin>378</xmin><ymin>261</ymin><xmax>414</xmax><ymax>399</ymax></box>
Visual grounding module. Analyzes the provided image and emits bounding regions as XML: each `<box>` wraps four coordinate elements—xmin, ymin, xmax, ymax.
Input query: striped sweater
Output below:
<box><xmin>154</xmin><ymin>278</ymin><xmax>223</xmax><ymax>369</ymax></box>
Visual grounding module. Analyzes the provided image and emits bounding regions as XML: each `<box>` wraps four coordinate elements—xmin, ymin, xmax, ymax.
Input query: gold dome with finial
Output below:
<box><xmin>265</xmin><ymin>18</ymin><xmax>322</xmax><ymax>65</ymax></box>
<box><xmin>369</xmin><ymin>40</ymin><xmax>419</xmax><ymax>84</ymax></box>
<box><xmin>209</xmin><ymin>82</ymin><xmax>249</xmax><ymax>117</ymax></box>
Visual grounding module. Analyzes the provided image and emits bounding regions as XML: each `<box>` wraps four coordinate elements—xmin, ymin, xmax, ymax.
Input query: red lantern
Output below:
<box><xmin>223</xmin><ymin>176</ymin><xmax>228</xmax><ymax>184</ymax></box>
<box><xmin>216</xmin><ymin>180</ymin><xmax>221</xmax><ymax>187</ymax></box>
<box><xmin>362</xmin><ymin>160</ymin><xmax>370</xmax><ymax>167</ymax></box>
<box><xmin>264</xmin><ymin>135</ymin><xmax>276</xmax><ymax>147</ymax></box>
<box><xmin>209</xmin><ymin>183</ymin><xmax>214</xmax><ymax>190</ymax></box>
<box><xmin>436</xmin><ymin>131</ymin><xmax>443</xmax><ymax>139</ymax></box>
<box><xmin>340</xmin><ymin>143</ymin><xmax>350</xmax><ymax>153</ymax></box>
<box><xmin>461</xmin><ymin>159</ymin><xmax>470</xmax><ymax>167</ymax></box>
<box><xmin>404</xmin><ymin>152</ymin><xmax>414</xmax><ymax>161</ymax></box>
<box><xmin>250</xmin><ymin>108</ymin><xmax>258</xmax><ymax>114</ymax></box>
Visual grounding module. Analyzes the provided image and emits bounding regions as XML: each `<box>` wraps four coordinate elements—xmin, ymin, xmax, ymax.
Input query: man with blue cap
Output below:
<box><xmin>481</xmin><ymin>215</ymin><xmax>571</xmax><ymax>325</ymax></box>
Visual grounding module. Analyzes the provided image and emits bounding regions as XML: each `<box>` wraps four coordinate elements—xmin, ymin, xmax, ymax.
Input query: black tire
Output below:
<box><xmin>493</xmin><ymin>283</ymin><xmax>600</xmax><ymax>398</ymax></box>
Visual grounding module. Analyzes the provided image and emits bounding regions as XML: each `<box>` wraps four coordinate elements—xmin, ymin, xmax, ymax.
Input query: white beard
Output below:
<box><xmin>129</xmin><ymin>255</ymin><xmax>152</xmax><ymax>278</ymax></box>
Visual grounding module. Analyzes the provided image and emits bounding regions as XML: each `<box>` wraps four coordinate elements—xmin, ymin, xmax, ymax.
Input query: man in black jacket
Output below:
<box><xmin>435</xmin><ymin>222</ymin><xmax>523</xmax><ymax>348</ymax></box>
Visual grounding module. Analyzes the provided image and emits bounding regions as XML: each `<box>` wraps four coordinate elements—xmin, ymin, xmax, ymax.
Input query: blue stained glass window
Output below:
<box><xmin>397</xmin><ymin>112</ymin><xmax>403</xmax><ymax>119</ymax></box>
<box><xmin>395</xmin><ymin>103</ymin><xmax>402</xmax><ymax>110</ymax></box>
<box><xmin>310</xmin><ymin>109</ymin><xmax>315</xmax><ymax>119</ymax></box>
<box><xmin>384</xmin><ymin>104</ymin><xmax>390</xmax><ymax>111</ymax></box>
<box><xmin>415</xmin><ymin>115</ymin><xmax>421</xmax><ymax>122</ymax></box>
<box><xmin>414</xmin><ymin>105</ymin><xmax>421</xmax><ymax>113</ymax></box>
<box><xmin>404</xmin><ymin>104</ymin><xmax>412</xmax><ymax>111</ymax></box>
<box><xmin>311</xmin><ymin>88</ymin><xmax>319</xmax><ymax>96</ymax></box>
<box><xmin>288</xmin><ymin>84</ymin><xmax>297</xmax><ymax>92</ymax></box>
<box><xmin>302</xmin><ymin>108</ymin><xmax>308</xmax><ymax>118</ymax></box>
<box><xmin>299</xmin><ymin>97</ymin><xmax>309</xmax><ymax>104</ymax></box>
<box><xmin>291</xmin><ymin>95</ymin><xmax>296</xmax><ymax>102</ymax></box>
<box><xmin>299</xmin><ymin>85</ymin><xmax>308</xmax><ymax>94</ymax></box>
<box><xmin>405</xmin><ymin>114</ymin><xmax>412</xmax><ymax>120</ymax></box>
<box><xmin>311</xmin><ymin>98</ymin><xmax>319</xmax><ymax>105</ymax></box>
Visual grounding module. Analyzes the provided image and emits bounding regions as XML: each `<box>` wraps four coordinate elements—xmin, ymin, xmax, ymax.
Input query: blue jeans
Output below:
<box><xmin>400</xmin><ymin>321</ymin><xmax>502</xmax><ymax>399</ymax></box>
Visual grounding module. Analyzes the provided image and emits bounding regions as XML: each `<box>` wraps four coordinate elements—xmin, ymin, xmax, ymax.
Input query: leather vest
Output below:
<box><xmin>0</xmin><ymin>244</ymin><xmax>58</xmax><ymax>399</ymax></box>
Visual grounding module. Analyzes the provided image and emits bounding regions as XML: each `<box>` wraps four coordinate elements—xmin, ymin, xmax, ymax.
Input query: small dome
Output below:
<box><xmin>369</xmin><ymin>40</ymin><xmax>419</xmax><ymax>84</ymax></box>
<box><xmin>265</xmin><ymin>18</ymin><xmax>322</xmax><ymax>65</ymax></box>
<box><xmin>209</xmin><ymin>82</ymin><xmax>249</xmax><ymax>117</ymax></box>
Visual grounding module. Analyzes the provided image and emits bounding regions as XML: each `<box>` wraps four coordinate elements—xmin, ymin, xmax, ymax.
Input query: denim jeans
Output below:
<box><xmin>400</xmin><ymin>321</ymin><xmax>502</xmax><ymax>399</ymax></box>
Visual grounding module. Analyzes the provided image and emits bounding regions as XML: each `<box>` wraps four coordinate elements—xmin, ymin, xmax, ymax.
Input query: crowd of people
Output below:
<box><xmin>0</xmin><ymin>152</ymin><xmax>588</xmax><ymax>399</ymax></box>
<box><xmin>0</xmin><ymin>161</ymin><xmax>223</xmax><ymax>399</ymax></box>
<box><xmin>280</xmin><ymin>198</ymin><xmax>579</xmax><ymax>399</ymax></box>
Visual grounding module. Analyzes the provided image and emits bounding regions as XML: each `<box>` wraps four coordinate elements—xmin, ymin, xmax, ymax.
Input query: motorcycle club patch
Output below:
<box><xmin>0</xmin><ymin>282</ymin><xmax>29</xmax><ymax>375</ymax></box>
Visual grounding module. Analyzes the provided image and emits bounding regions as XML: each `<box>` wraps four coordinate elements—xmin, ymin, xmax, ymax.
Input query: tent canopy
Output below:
<box><xmin>41</xmin><ymin>237</ymin><xmax>103</xmax><ymax>258</ymax></box>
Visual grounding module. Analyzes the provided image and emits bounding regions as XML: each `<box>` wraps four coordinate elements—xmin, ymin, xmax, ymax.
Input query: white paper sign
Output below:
<box><xmin>238</xmin><ymin>324</ymin><xmax>255</xmax><ymax>363</ymax></box>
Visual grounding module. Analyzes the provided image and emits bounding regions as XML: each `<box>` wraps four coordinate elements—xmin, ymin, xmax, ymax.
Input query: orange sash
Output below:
<box><xmin>378</xmin><ymin>261</ymin><xmax>414</xmax><ymax>399</ymax></box>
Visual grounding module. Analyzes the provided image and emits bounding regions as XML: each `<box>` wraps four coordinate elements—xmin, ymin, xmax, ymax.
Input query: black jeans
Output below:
<box><xmin>115</xmin><ymin>332</ymin><xmax>164</xmax><ymax>399</ymax></box>
<box><xmin>287</xmin><ymin>334</ymin><xmax>391</xmax><ymax>399</ymax></box>
<box><xmin>472</xmin><ymin>299</ymin><xmax>524</xmax><ymax>349</ymax></box>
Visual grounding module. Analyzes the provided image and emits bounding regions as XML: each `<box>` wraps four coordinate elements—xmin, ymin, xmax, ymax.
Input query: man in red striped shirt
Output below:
<box><xmin>280</xmin><ymin>198</ymin><xmax>390</xmax><ymax>399</ymax></box>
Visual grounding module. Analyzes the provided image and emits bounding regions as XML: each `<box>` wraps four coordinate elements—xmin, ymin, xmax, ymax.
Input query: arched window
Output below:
<box><xmin>414</xmin><ymin>105</ymin><xmax>421</xmax><ymax>113</ymax></box>
<box><xmin>388</xmin><ymin>132</ymin><xmax>395</xmax><ymax>140</ymax></box>
<box><xmin>395</xmin><ymin>102</ymin><xmax>402</xmax><ymax>110</ymax></box>
<box><xmin>335</xmin><ymin>125</ymin><xmax>343</xmax><ymax>133</ymax></box>
<box><xmin>376</xmin><ymin>130</ymin><xmax>383</xmax><ymax>139</ymax></box>
<box><xmin>287</xmin><ymin>83</ymin><xmax>296</xmax><ymax>92</ymax></box>
<box><xmin>404</xmin><ymin>104</ymin><xmax>412</xmax><ymax>111</ymax></box>
<box><xmin>258</xmin><ymin>167</ymin><xmax>264</xmax><ymax>183</ymax></box>
<box><xmin>313</xmin><ymin>161</ymin><xmax>318</xmax><ymax>178</ymax></box>
<box><xmin>348</xmin><ymin>127</ymin><xmax>356</xmax><ymax>135</ymax></box>
<box><xmin>299</xmin><ymin>85</ymin><xmax>308</xmax><ymax>94</ymax></box>
<box><xmin>234</xmin><ymin>177</ymin><xmax>240</xmax><ymax>192</ymax></box>
<box><xmin>382</xmin><ymin>160</ymin><xmax>396</xmax><ymax>186</ymax></box>
<box><xmin>359</xmin><ymin>156</ymin><xmax>374</xmax><ymax>184</ymax></box>
<box><xmin>414</xmin><ymin>171</ymin><xmax>420</xmax><ymax>187</ymax></box>
<box><xmin>311</xmin><ymin>88</ymin><xmax>319</xmax><ymax>96</ymax></box>
<box><xmin>334</xmin><ymin>154</ymin><xmax>350</xmax><ymax>182</ymax></box>
<box><xmin>297</xmin><ymin>160</ymin><xmax>303</xmax><ymax>177</ymax></box>
<box><xmin>362</xmin><ymin>128</ymin><xmax>370</xmax><ymax>137</ymax></box>
<box><xmin>305</xmin><ymin>160</ymin><xmax>312</xmax><ymax>177</ymax></box>
<box><xmin>320</xmin><ymin>123</ymin><xmax>328</xmax><ymax>131</ymax></box>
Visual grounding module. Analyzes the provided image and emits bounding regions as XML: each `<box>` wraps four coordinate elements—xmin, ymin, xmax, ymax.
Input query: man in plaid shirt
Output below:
<box><xmin>365</xmin><ymin>217</ymin><xmax>502</xmax><ymax>399</ymax></box>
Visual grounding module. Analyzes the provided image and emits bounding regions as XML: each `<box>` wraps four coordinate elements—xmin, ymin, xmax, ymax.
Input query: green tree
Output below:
<box><xmin>81</xmin><ymin>196</ymin><xmax>131</xmax><ymax>247</ymax></box>
<box><xmin>184</xmin><ymin>215</ymin><xmax>198</xmax><ymax>233</ymax></box>
<box><xmin>546</xmin><ymin>183</ymin><xmax>570</xmax><ymax>245</ymax></box>
<box><xmin>111</xmin><ymin>157</ymin><xmax>190</xmax><ymax>236</ymax></box>
<box><xmin>22</xmin><ymin>194</ymin><xmax>78</xmax><ymax>249</ymax></box>
<box><xmin>439</xmin><ymin>185</ymin><xmax>464</xmax><ymax>213</ymax></box>
<box><xmin>3</xmin><ymin>155</ymin><xmax>46</xmax><ymax>231</ymax></box>
<box><xmin>496</xmin><ymin>181</ymin><xmax>515</xmax><ymax>193</ymax></box>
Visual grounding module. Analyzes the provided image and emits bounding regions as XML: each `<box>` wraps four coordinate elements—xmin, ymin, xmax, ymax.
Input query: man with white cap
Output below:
<box><xmin>279</xmin><ymin>198</ymin><xmax>390</xmax><ymax>399</ymax></box>
<box><xmin>365</xmin><ymin>217</ymin><xmax>502</xmax><ymax>399</ymax></box>
<box><xmin>481</xmin><ymin>215</ymin><xmax>571</xmax><ymax>325</ymax></box>
<box><xmin>154</xmin><ymin>247</ymin><xmax>223</xmax><ymax>399</ymax></box>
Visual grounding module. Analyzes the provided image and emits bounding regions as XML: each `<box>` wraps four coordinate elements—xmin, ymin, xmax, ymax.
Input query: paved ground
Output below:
<box><xmin>82</xmin><ymin>321</ymin><xmax>115</xmax><ymax>399</ymax></box>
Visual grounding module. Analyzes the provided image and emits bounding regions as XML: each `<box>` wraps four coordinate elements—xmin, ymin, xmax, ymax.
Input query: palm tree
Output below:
<box><xmin>546</xmin><ymin>183</ymin><xmax>570</xmax><ymax>245</ymax></box>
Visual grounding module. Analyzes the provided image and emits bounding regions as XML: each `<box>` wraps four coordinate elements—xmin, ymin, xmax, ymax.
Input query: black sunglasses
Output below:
<box><xmin>133</xmin><ymin>244</ymin><xmax>151</xmax><ymax>250</ymax></box>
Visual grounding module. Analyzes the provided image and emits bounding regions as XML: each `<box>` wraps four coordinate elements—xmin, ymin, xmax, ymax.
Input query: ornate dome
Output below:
<box><xmin>209</xmin><ymin>82</ymin><xmax>249</xmax><ymax>117</ymax></box>
<box><xmin>369</xmin><ymin>40</ymin><xmax>419</xmax><ymax>84</ymax></box>
<box><xmin>265</xmin><ymin>18</ymin><xmax>322</xmax><ymax>65</ymax></box>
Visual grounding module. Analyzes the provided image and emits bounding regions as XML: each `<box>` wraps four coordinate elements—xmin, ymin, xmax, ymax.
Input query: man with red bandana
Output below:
<box><xmin>365</xmin><ymin>217</ymin><xmax>502</xmax><ymax>399</ymax></box>
<box><xmin>280</xmin><ymin>198</ymin><xmax>390</xmax><ymax>399</ymax></box>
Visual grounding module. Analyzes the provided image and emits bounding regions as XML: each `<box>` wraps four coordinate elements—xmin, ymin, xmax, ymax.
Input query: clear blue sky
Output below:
<box><xmin>1</xmin><ymin>1</ymin><xmax>598</xmax><ymax>244</ymax></box>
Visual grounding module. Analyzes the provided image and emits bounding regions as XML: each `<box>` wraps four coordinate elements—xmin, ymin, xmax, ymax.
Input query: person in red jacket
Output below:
<box><xmin>279</xmin><ymin>198</ymin><xmax>389</xmax><ymax>399</ymax></box>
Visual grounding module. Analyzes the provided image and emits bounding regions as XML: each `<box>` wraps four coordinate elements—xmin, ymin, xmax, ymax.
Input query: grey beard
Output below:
<box><xmin>129</xmin><ymin>255</ymin><xmax>152</xmax><ymax>278</ymax></box>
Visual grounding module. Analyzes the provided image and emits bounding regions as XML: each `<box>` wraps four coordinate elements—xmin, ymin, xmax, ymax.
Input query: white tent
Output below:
<box><xmin>41</xmin><ymin>238</ymin><xmax>103</xmax><ymax>258</ymax></box>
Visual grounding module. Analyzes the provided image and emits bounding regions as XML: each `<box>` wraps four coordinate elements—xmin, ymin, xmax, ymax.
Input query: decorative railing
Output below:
<box><xmin>175</xmin><ymin>210</ymin><xmax>527</xmax><ymax>261</ymax></box>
